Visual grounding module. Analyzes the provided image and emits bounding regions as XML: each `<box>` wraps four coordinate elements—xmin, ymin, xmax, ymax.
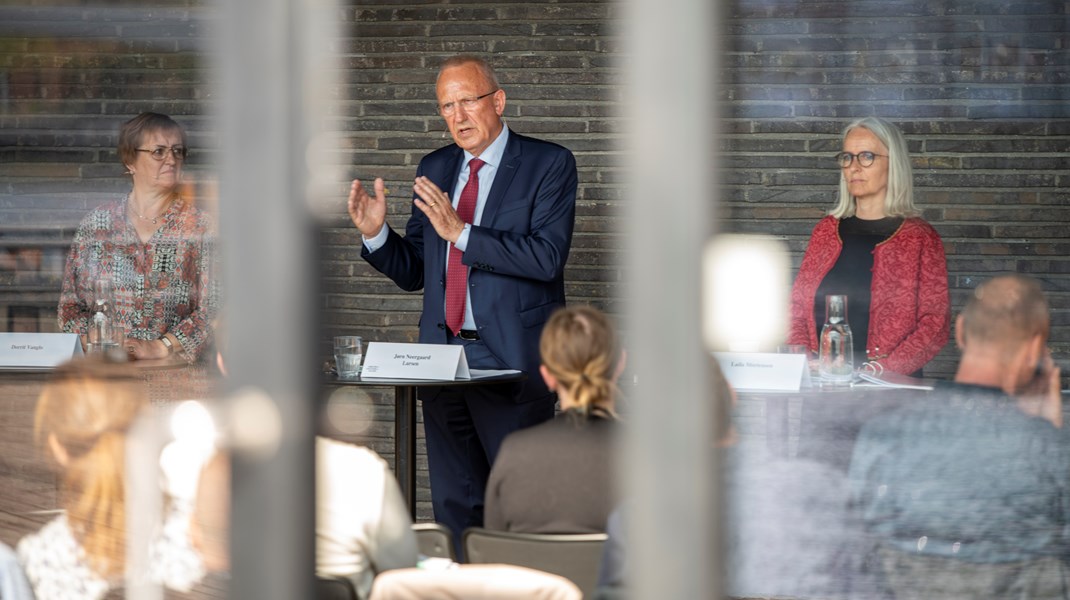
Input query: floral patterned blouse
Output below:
<box><xmin>58</xmin><ymin>195</ymin><xmax>218</xmax><ymax>362</ymax></box>
<box><xmin>17</xmin><ymin>502</ymin><xmax>205</xmax><ymax>600</ymax></box>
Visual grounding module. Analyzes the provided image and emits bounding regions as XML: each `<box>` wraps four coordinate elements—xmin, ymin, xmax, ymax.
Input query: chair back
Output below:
<box><xmin>463</xmin><ymin>527</ymin><xmax>608</xmax><ymax>598</ymax></box>
<box><xmin>413</xmin><ymin>522</ymin><xmax>456</xmax><ymax>560</ymax></box>
<box><xmin>315</xmin><ymin>574</ymin><xmax>357</xmax><ymax>600</ymax></box>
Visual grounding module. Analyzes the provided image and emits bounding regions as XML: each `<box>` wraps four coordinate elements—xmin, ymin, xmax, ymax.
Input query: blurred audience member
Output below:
<box><xmin>16</xmin><ymin>357</ymin><xmax>202</xmax><ymax>599</ymax></box>
<box><xmin>58</xmin><ymin>112</ymin><xmax>218</xmax><ymax>362</ymax></box>
<box><xmin>317</xmin><ymin>436</ymin><xmax>419</xmax><ymax>596</ymax></box>
<box><xmin>485</xmin><ymin>305</ymin><xmax>623</xmax><ymax>533</ymax></box>
<box><xmin>190</xmin><ymin>437</ymin><xmax>419</xmax><ymax>599</ymax></box>
<box><xmin>0</xmin><ymin>542</ymin><xmax>33</xmax><ymax>600</ymax></box>
<box><xmin>371</xmin><ymin>564</ymin><xmax>581</xmax><ymax>600</ymax></box>
<box><xmin>849</xmin><ymin>274</ymin><xmax>1068</xmax><ymax>598</ymax></box>
<box><xmin>191</xmin><ymin>448</ymin><xmax>229</xmax><ymax>575</ymax></box>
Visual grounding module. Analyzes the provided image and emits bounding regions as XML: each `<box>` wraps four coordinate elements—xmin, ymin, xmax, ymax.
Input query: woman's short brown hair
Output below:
<box><xmin>118</xmin><ymin>112</ymin><xmax>186</xmax><ymax>167</ymax></box>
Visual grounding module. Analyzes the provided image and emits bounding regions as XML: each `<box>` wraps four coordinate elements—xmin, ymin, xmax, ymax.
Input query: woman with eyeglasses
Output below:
<box><xmin>58</xmin><ymin>112</ymin><xmax>217</xmax><ymax>362</ymax></box>
<box><xmin>787</xmin><ymin>117</ymin><xmax>949</xmax><ymax>377</ymax></box>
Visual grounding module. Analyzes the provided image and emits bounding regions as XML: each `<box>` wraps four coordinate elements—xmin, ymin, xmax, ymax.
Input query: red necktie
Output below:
<box><xmin>445</xmin><ymin>158</ymin><xmax>484</xmax><ymax>335</ymax></box>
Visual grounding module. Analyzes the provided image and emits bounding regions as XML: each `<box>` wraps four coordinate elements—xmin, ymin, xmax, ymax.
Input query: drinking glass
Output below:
<box><xmin>334</xmin><ymin>335</ymin><xmax>363</xmax><ymax>379</ymax></box>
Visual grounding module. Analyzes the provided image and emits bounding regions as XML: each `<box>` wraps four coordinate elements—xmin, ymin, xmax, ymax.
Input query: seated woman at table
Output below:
<box><xmin>16</xmin><ymin>357</ymin><xmax>203</xmax><ymax>599</ymax></box>
<box><xmin>787</xmin><ymin>116</ymin><xmax>949</xmax><ymax>376</ymax></box>
<box><xmin>484</xmin><ymin>305</ymin><xmax>623</xmax><ymax>533</ymax></box>
<box><xmin>58</xmin><ymin>112</ymin><xmax>217</xmax><ymax>363</ymax></box>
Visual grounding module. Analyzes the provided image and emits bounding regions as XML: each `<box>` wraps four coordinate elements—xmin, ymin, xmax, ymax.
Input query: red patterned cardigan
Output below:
<box><xmin>788</xmin><ymin>215</ymin><xmax>950</xmax><ymax>375</ymax></box>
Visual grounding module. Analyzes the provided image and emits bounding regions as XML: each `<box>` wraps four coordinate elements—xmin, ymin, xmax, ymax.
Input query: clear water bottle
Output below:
<box><xmin>88</xmin><ymin>278</ymin><xmax>121</xmax><ymax>355</ymax></box>
<box><xmin>819</xmin><ymin>294</ymin><xmax>854</xmax><ymax>384</ymax></box>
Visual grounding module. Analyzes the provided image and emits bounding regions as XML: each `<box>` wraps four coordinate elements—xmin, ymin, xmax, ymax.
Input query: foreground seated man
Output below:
<box><xmin>848</xmin><ymin>274</ymin><xmax>1068</xmax><ymax>599</ymax></box>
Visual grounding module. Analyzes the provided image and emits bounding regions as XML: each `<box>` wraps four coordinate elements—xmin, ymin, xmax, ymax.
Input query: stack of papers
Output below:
<box><xmin>856</xmin><ymin>371</ymin><xmax>934</xmax><ymax>391</ymax></box>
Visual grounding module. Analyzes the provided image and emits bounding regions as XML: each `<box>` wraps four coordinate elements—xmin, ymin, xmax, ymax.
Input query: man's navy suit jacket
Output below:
<box><xmin>362</xmin><ymin>131</ymin><xmax>578</xmax><ymax>403</ymax></box>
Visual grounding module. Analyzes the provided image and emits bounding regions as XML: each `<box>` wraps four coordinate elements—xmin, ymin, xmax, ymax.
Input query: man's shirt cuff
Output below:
<box><xmin>362</xmin><ymin>225</ymin><xmax>389</xmax><ymax>252</ymax></box>
<box><xmin>454</xmin><ymin>224</ymin><xmax>472</xmax><ymax>252</ymax></box>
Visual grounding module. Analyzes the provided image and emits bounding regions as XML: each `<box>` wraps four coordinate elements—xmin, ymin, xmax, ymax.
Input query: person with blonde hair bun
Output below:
<box><xmin>484</xmin><ymin>305</ymin><xmax>624</xmax><ymax>533</ymax></box>
<box><xmin>17</xmin><ymin>357</ymin><xmax>202</xmax><ymax>599</ymax></box>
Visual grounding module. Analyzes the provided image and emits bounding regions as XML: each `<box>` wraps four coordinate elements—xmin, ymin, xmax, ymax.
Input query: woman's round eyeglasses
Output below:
<box><xmin>136</xmin><ymin>146</ymin><xmax>188</xmax><ymax>161</ymax></box>
<box><xmin>836</xmin><ymin>151</ymin><xmax>886</xmax><ymax>168</ymax></box>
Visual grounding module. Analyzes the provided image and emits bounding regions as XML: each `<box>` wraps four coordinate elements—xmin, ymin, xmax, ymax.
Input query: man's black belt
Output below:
<box><xmin>457</xmin><ymin>329</ymin><xmax>480</xmax><ymax>340</ymax></box>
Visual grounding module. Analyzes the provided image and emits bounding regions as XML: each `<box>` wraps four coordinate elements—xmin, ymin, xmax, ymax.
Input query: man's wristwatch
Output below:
<box><xmin>160</xmin><ymin>336</ymin><xmax>175</xmax><ymax>356</ymax></box>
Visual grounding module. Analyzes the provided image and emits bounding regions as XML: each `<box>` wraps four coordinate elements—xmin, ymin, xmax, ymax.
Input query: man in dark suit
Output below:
<box><xmin>346</xmin><ymin>55</ymin><xmax>577</xmax><ymax>539</ymax></box>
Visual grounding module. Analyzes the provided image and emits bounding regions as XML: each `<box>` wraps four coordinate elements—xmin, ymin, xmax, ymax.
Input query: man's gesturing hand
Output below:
<box><xmin>347</xmin><ymin>178</ymin><xmax>388</xmax><ymax>238</ymax></box>
<box><xmin>413</xmin><ymin>176</ymin><xmax>466</xmax><ymax>244</ymax></box>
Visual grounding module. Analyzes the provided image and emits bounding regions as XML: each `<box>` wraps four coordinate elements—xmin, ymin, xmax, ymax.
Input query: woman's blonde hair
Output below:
<box><xmin>35</xmin><ymin>357</ymin><xmax>146</xmax><ymax>580</ymax></box>
<box><xmin>539</xmin><ymin>305</ymin><xmax>621</xmax><ymax>416</ymax></box>
<box><xmin>830</xmin><ymin>116</ymin><xmax>918</xmax><ymax>219</ymax></box>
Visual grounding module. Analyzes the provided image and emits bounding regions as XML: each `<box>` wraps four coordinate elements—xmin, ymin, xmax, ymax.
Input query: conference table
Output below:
<box><xmin>327</xmin><ymin>370</ymin><xmax>527</xmax><ymax>518</ymax></box>
<box><xmin>737</xmin><ymin>380</ymin><xmax>935</xmax><ymax>471</ymax></box>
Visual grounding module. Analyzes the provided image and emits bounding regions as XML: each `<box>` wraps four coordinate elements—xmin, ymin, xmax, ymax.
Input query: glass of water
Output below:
<box><xmin>334</xmin><ymin>335</ymin><xmax>362</xmax><ymax>379</ymax></box>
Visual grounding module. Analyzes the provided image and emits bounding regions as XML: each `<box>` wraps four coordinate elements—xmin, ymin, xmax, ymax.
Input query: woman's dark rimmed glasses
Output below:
<box><xmin>836</xmin><ymin>151</ymin><xmax>886</xmax><ymax>168</ymax></box>
<box><xmin>136</xmin><ymin>146</ymin><xmax>188</xmax><ymax>161</ymax></box>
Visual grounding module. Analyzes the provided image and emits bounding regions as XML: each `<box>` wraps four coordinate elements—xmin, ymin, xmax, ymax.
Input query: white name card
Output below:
<box><xmin>713</xmin><ymin>351</ymin><xmax>811</xmax><ymax>392</ymax></box>
<box><xmin>361</xmin><ymin>342</ymin><xmax>470</xmax><ymax>381</ymax></box>
<box><xmin>0</xmin><ymin>332</ymin><xmax>84</xmax><ymax>369</ymax></box>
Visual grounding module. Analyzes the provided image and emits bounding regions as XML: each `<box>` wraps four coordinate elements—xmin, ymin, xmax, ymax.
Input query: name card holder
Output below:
<box><xmin>713</xmin><ymin>351</ymin><xmax>811</xmax><ymax>392</ymax></box>
<box><xmin>0</xmin><ymin>332</ymin><xmax>84</xmax><ymax>370</ymax></box>
<box><xmin>361</xmin><ymin>342</ymin><xmax>470</xmax><ymax>381</ymax></box>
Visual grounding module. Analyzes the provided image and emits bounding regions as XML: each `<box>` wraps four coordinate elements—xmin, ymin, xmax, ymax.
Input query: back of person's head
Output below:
<box><xmin>35</xmin><ymin>356</ymin><xmax>146</xmax><ymax>579</ymax></box>
<box><xmin>539</xmin><ymin>305</ymin><xmax>622</xmax><ymax>416</ymax></box>
<box><xmin>959</xmin><ymin>274</ymin><xmax>1049</xmax><ymax>358</ymax></box>
<box><xmin>833</xmin><ymin>116</ymin><xmax>917</xmax><ymax>218</ymax></box>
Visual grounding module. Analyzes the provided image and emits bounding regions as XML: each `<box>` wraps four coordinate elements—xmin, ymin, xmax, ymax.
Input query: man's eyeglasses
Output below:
<box><xmin>438</xmin><ymin>90</ymin><xmax>497</xmax><ymax>117</ymax></box>
<box><xmin>836</xmin><ymin>151</ymin><xmax>886</xmax><ymax>168</ymax></box>
<box><xmin>136</xmin><ymin>146</ymin><xmax>188</xmax><ymax>161</ymax></box>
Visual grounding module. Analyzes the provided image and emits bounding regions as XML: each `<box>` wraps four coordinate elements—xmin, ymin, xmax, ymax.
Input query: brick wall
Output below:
<box><xmin>0</xmin><ymin>3</ymin><xmax>214</xmax><ymax>332</ymax></box>
<box><xmin>722</xmin><ymin>1</ymin><xmax>1070</xmax><ymax>381</ymax></box>
<box><xmin>2</xmin><ymin>0</ymin><xmax>1068</xmax><ymax>517</ymax></box>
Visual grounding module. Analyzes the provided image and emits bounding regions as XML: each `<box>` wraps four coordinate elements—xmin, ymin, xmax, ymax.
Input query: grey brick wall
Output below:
<box><xmin>722</xmin><ymin>1</ymin><xmax>1070</xmax><ymax>381</ymax></box>
<box><xmin>2</xmin><ymin>0</ymin><xmax>1068</xmax><ymax>519</ymax></box>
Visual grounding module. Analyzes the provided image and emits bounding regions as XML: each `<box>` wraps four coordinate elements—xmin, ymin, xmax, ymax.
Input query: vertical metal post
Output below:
<box><xmin>394</xmin><ymin>384</ymin><xmax>417</xmax><ymax>516</ymax></box>
<box><xmin>624</xmin><ymin>0</ymin><xmax>723</xmax><ymax>597</ymax></box>
<box><xmin>214</xmin><ymin>0</ymin><xmax>337</xmax><ymax>598</ymax></box>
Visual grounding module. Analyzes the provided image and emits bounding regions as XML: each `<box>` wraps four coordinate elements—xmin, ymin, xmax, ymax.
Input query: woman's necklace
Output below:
<box><xmin>128</xmin><ymin>193</ymin><xmax>173</xmax><ymax>225</ymax></box>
